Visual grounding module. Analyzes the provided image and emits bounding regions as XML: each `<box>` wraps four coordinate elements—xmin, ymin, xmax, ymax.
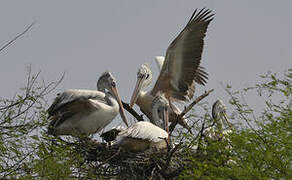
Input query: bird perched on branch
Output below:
<box><xmin>47</xmin><ymin>72</ymin><xmax>128</xmax><ymax>136</ymax></box>
<box><xmin>101</xmin><ymin>95</ymin><xmax>170</xmax><ymax>152</ymax></box>
<box><xmin>130</xmin><ymin>8</ymin><xmax>214</xmax><ymax>132</ymax></box>
<box><xmin>205</xmin><ymin>99</ymin><xmax>233</xmax><ymax>141</ymax></box>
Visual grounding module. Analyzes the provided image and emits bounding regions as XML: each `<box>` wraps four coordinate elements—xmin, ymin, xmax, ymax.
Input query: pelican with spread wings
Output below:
<box><xmin>130</xmin><ymin>9</ymin><xmax>214</xmax><ymax>129</ymax></box>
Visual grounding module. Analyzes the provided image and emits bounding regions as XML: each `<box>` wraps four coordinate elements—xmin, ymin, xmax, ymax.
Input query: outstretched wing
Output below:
<box><xmin>151</xmin><ymin>9</ymin><xmax>213</xmax><ymax>101</ymax></box>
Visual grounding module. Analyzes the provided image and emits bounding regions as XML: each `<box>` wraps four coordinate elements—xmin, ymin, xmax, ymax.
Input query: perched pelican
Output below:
<box><xmin>102</xmin><ymin>95</ymin><xmax>170</xmax><ymax>152</ymax></box>
<box><xmin>47</xmin><ymin>71</ymin><xmax>128</xmax><ymax>136</ymax></box>
<box><xmin>130</xmin><ymin>63</ymin><xmax>191</xmax><ymax>131</ymax></box>
<box><xmin>114</xmin><ymin>121</ymin><xmax>168</xmax><ymax>152</ymax></box>
<box><xmin>205</xmin><ymin>99</ymin><xmax>232</xmax><ymax>140</ymax></box>
<box><xmin>130</xmin><ymin>9</ymin><xmax>213</xmax><ymax>131</ymax></box>
<box><xmin>151</xmin><ymin>94</ymin><xmax>169</xmax><ymax>132</ymax></box>
<box><xmin>204</xmin><ymin>99</ymin><xmax>236</xmax><ymax>165</ymax></box>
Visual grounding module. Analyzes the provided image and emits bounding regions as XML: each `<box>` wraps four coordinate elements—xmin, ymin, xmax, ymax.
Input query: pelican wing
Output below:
<box><xmin>47</xmin><ymin>89</ymin><xmax>106</xmax><ymax>129</ymax></box>
<box><xmin>47</xmin><ymin>89</ymin><xmax>106</xmax><ymax>116</ymax></box>
<box><xmin>116</xmin><ymin>121</ymin><xmax>168</xmax><ymax>143</ymax></box>
<box><xmin>151</xmin><ymin>9</ymin><xmax>213</xmax><ymax>101</ymax></box>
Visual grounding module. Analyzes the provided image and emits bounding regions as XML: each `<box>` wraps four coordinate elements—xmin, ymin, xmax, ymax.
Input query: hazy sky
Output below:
<box><xmin>1</xmin><ymin>1</ymin><xmax>291</xmax><ymax>128</ymax></box>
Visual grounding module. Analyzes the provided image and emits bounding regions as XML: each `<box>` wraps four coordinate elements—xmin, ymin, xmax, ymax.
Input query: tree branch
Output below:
<box><xmin>122</xmin><ymin>101</ymin><xmax>145</xmax><ymax>122</ymax></box>
<box><xmin>0</xmin><ymin>21</ymin><xmax>35</xmax><ymax>53</ymax></box>
<box><xmin>179</xmin><ymin>89</ymin><xmax>214</xmax><ymax>118</ymax></box>
<box><xmin>169</xmin><ymin>89</ymin><xmax>214</xmax><ymax>134</ymax></box>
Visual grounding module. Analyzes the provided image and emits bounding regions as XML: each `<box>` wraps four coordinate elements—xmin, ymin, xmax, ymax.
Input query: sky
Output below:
<box><xmin>0</xmin><ymin>1</ymin><xmax>291</xmax><ymax>129</ymax></box>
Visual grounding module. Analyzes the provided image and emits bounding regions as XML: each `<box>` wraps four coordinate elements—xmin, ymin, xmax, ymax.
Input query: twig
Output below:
<box><xmin>169</xmin><ymin>89</ymin><xmax>214</xmax><ymax>134</ymax></box>
<box><xmin>179</xmin><ymin>89</ymin><xmax>214</xmax><ymax>118</ymax></box>
<box><xmin>0</xmin><ymin>21</ymin><xmax>35</xmax><ymax>53</ymax></box>
<box><xmin>96</xmin><ymin>148</ymin><xmax>121</xmax><ymax>169</ymax></box>
<box><xmin>122</xmin><ymin>101</ymin><xmax>145</xmax><ymax>122</ymax></box>
<box><xmin>165</xmin><ymin>142</ymin><xmax>182</xmax><ymax>168</ymax></box>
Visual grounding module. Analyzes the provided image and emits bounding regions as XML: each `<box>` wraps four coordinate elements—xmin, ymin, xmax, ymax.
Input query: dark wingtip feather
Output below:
<box><xmin>187</xmin><ymin>9</ymin><xmax>198</xmax><ymax>24</ymax></box>
<box><xmin>188</xmin><ymin>8</ymin><xmax>214</xmax><ymax>26</ymax></box>
<box><xmin>195</xmin><ymin>66</ymin><xmax>208</xmax><ymax>86</ymax></box>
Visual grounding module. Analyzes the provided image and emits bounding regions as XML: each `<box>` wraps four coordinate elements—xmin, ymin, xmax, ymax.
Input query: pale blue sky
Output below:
<box><xmin>1</xmin><ymin>1</ymin><xmax>291</xmax><ymax>128</ymax></box>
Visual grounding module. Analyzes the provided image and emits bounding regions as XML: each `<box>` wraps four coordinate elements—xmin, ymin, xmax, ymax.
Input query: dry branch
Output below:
<box><xmin>169</xmin><ymin>89</ymin><xmax>214</xmax><ymax>134</ymax></box>
<box><xmin>179</xmin><ymin>89</ymin><xmax>214</xmax><ymax>118</ymax></box>
<box><xmin>0</xmin><ymin>22</ymin><xmax>35</xmax><ymax>53</ymax></box>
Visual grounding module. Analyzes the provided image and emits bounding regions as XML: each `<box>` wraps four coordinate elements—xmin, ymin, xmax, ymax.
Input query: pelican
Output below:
<box><xmin>102</xmin><ymin>95</ymin><xmax>170</xmax><ymax>152</ymax></box>
<box><xmin>151</xmin><ymin>94</ymin><xmax>169</xmax><ymax>132</ymax></box>
<box><xmin>130</xmin><ymin>9</ymin><xmax>213</xmax><ymax>131</ymax></box>
<box><xmin>204</xmin><ymin>99</ymin><xmax>236</xmax><ymax>165</ymax></box>
<box><xmin>205</xmin><ymin>99</ymin><xmax>233</xmax><ymax>141</ymax></box>
<box><xmin>130</xmin><ymin>63</ymin><xmax>191</xmax><ymax>132</ymax></box>
<box><xmin>150</xmin><ymin>9</ymin><xmax>213</xmax><ymax>102</ymax></box>
<box><xmin>47</xmin><ymin>71</ymin><xmax>128</xmax><ymax>136</ymax></box>
<box><xmin>114</xmin><ymin>121</ymin><xmax>168</xmax><ymax>152</ymax></box>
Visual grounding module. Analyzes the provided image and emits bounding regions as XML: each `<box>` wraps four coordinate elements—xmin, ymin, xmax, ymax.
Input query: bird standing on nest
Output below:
<box><xmin>101</xmin><ymin>95</ymin><xmax>171</xmax><ymax>152</ymax></box>
<box><xmin>47</xmin><ymin>72</ymin><xmax>128</xmax><ymax>136</ymax></box>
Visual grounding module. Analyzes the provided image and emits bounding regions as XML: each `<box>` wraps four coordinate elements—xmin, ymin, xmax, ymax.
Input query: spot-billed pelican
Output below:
<box><xmin>102</xmin><ymin>95</ymin><xmax>170</xmax><ymax>152</ymax></box>
<box><xmin>130</xmin><ymin>9</ymin><xmax>213</xmax><ymax>131</ymax></box>
<box><xmin>205</xmin><ymin>99</ymin><xmax>233</xmax><ymax>140</ymax></box>
<box><xmin>205</xmin><ymin>99</ymin><xmax>236</xmax><ymax>165</ymax></box>
<box><xmin>130</xmin><ymin>63</ymin><xmax>191</xmax><ymax>132</ymax></box>
<box><xmin>150</xmin><ymin>9</ymin><xmax>213</xmax><ymax>101</ymax></box>
<box><xmin>151</xmin><ymin>94</ymin><xmax>169</xmax><ymax>133</ymax></box>
<box><xmin>47</xmin><ymin>72</ymin><xmax>128</xmax><ymax>136</ymax></box>
<box><xmin>113</xmin><ymin>121</ymin><xmax>168</xmax><ymax>152</ymax></box>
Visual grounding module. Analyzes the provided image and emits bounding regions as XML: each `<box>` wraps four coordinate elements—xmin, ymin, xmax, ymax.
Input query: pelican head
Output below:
<box><xmin>151</xmin><ymin>94</ymin><xmax>169</xmax><ymax>130</ymax></box>
<box><xmin>100</xmin><ymin>126</ymin><xmax>125</xmax><ymax>142</ymax></box>
<box><xmin>212</xmin><ymin>99</ymin><xmax>232</xmax><ymax>129</ymax></box>
<box><xmin>97</xmin><ymin>71</ymin><xmax>129</xmax><ymax>127</ymax></box>
<box><xmin>129</xmin><ymin>64</ymin><xmax>152</xmax><ymax>108</ymax></box>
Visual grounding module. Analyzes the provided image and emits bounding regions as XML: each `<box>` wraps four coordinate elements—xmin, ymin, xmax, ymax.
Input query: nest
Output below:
<box><xmin>72</xmin><ymin>140</ymin><xmax>190</xmax><ymax>179</ymax></box>
<box><xmin>51</xmin><ymin>90</ymin><xmax>214</xmax><ymax>179</ymax></box>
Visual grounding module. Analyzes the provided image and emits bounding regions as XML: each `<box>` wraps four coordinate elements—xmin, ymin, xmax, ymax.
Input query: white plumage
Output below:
<box><xmin>47</xmin><ymin>72</ymin><xmax>128</xmax><ymax>136</ymax></box>
<box><xmin>205</xmin><ymin>99</ymin><xmax>232</xmax><ymax>141</ymax></box>
<box><xmin>116</xmin><ymin>121</ymin><xmax>168</xmax><ymax>144</ymax></box>
<box><xmin>114</xmin><ymin>121</ymin><xmax>168</xmax><ymax>152</ymax></box>
<box><xmin>113</xmin><ymin>95</ymin><xmax>170</xmax><ymax>152</ymax></box>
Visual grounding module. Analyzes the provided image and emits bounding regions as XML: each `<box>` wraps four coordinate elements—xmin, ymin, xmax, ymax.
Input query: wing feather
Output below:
<box><xmin>151</xmin><ymin>9</ymin><xmax>213</xmax><ymax>101</ymax></box>
<box><xmin>116</xmin><ymin>122</ymin><xmax>168</xmax><ymax>143</ymax></box>
<box><xmin>47</xmin><ymin>89</ymin><xmax>105</xmax><ymax>116</ymax></box>
<box><xmin>47</xmin><ymin>89</ymin><xmax>106</xmax><ymax>131</ymax></box>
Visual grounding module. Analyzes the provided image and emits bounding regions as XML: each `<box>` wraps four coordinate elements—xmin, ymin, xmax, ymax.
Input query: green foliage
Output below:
<box><xmin>0</xmin><ymin>69</ymin><xmax>65</xmax><ymax>179</ymax></box>
<box><xmin>181</xmin><ymin>69</ymin><xmax>292</xmax><ymax>179</ymax></box>
<box><xmin>0</xmin><ymin>68</ymin><xmax>291</xmax><ymax>179</ymax></box>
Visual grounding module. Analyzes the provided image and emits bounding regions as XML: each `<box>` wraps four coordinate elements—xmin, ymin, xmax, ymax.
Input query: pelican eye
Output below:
<box><xmin>146</xmin><ymin>74</ymin><xmax>149</xmax><ymax>79</ymax></box>
<box><xmin>111</xmin><ymin>81</ymin><xmax>116</xmax><ymax>87</ymax></box>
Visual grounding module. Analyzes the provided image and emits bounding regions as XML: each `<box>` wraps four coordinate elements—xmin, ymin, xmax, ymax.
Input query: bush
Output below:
<box><xmin>0</xmin><ymin>68</ymin><xmax>291</xmax><ymax>179</ymax></box>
